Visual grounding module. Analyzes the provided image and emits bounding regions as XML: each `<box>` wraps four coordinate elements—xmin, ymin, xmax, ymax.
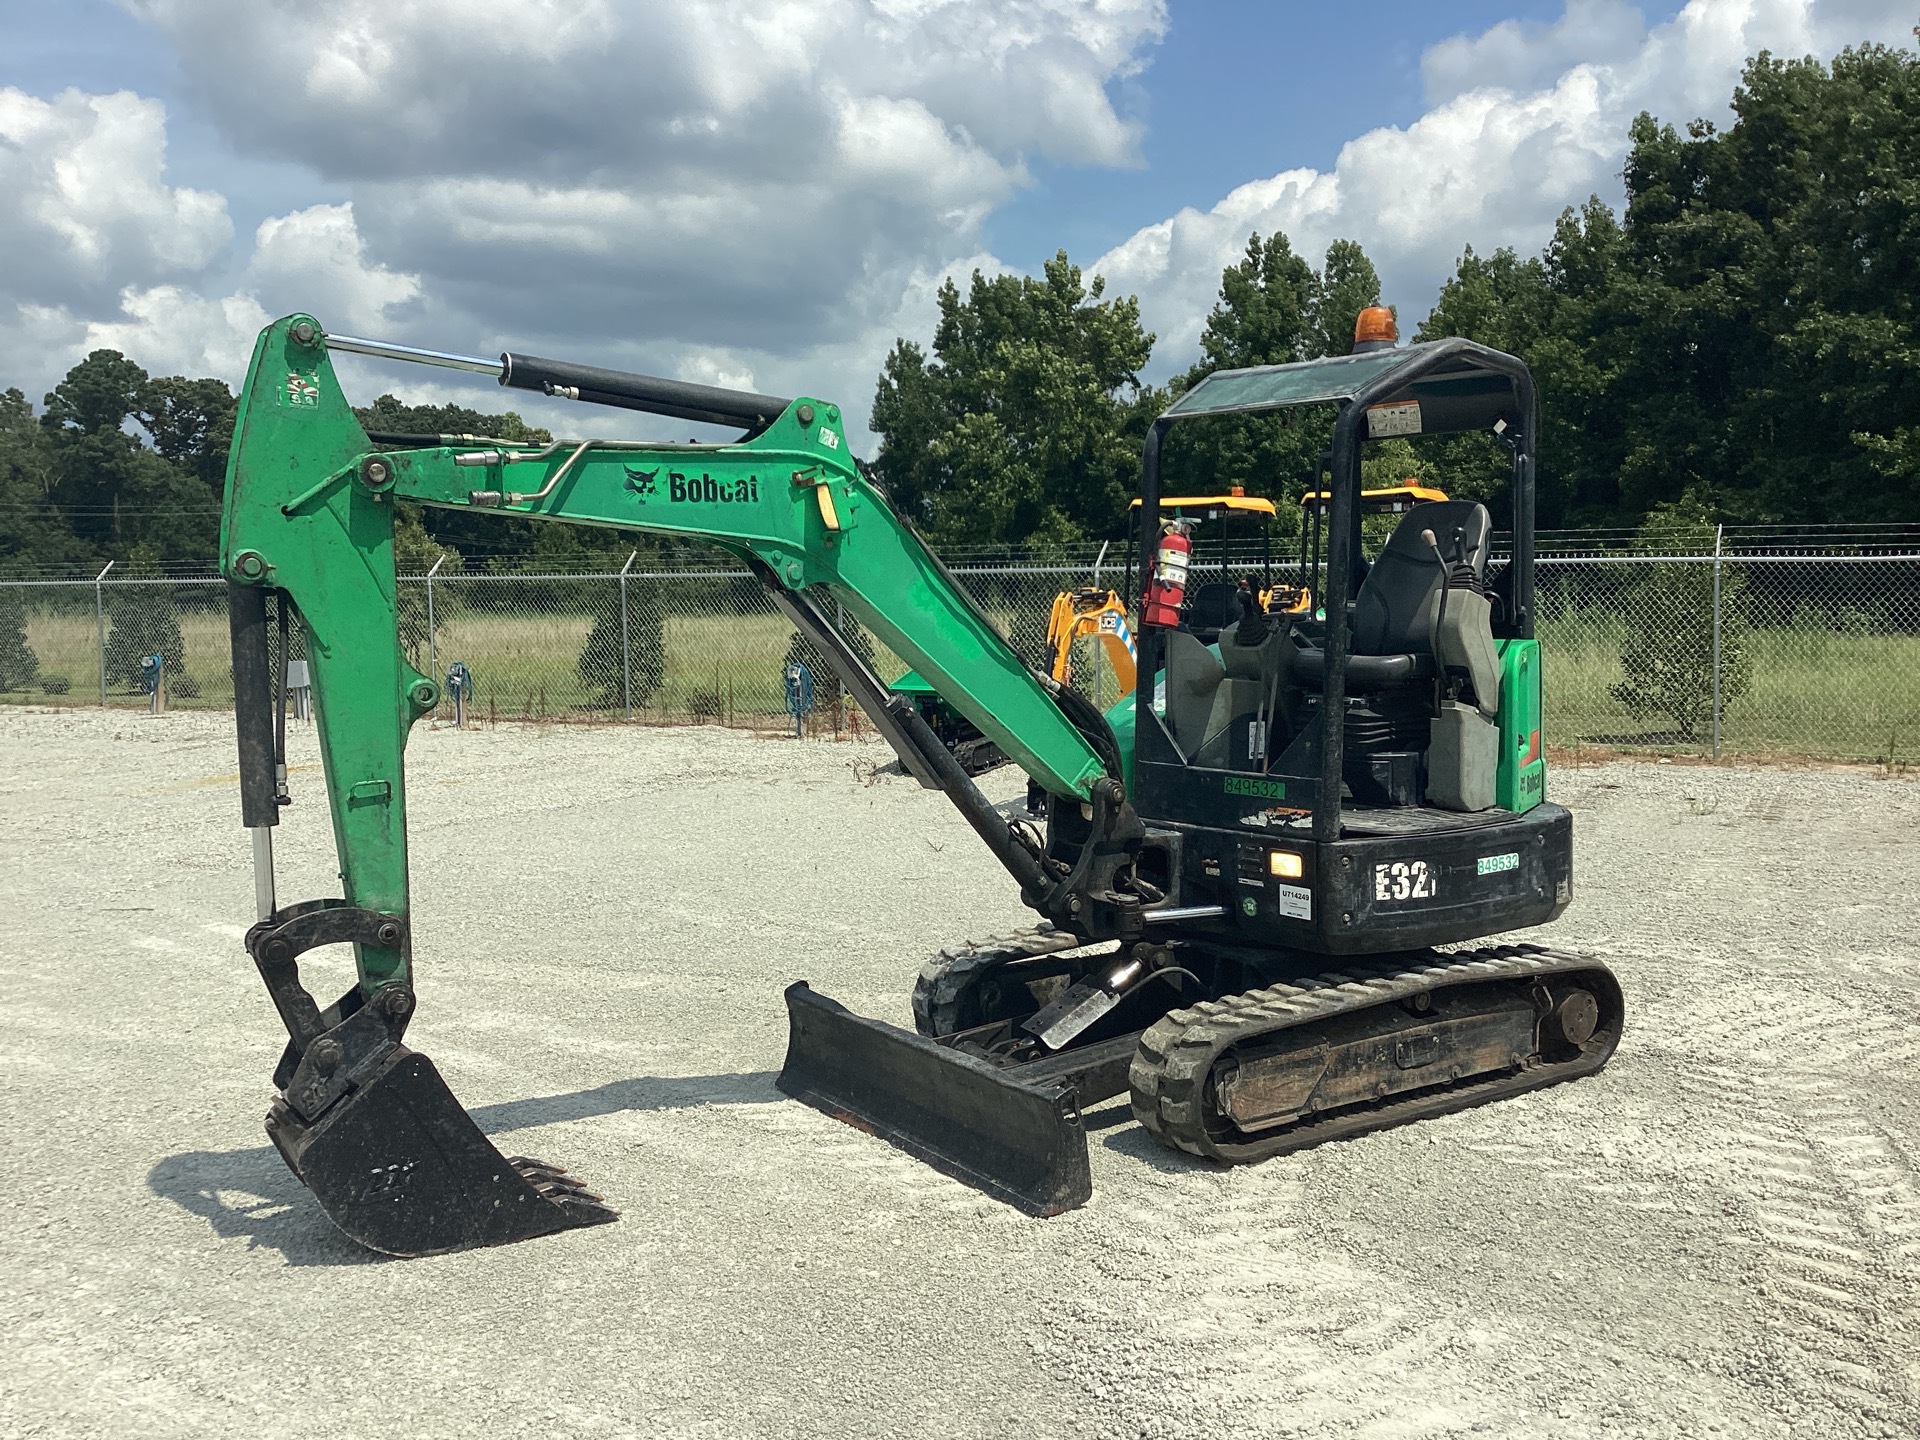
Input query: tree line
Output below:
<box><xmin>2</xmin><ymin>40</ymin><xmax>1912</xmax><ymax>579</ymax></box>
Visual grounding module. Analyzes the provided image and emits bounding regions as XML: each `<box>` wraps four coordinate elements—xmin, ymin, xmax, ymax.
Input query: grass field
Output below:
<box><xmin>1538</xmin><ymin>618</ymin><xmax>1920</xmax><ymax>761</ymax></box>
<box><xmin>7</xmin><ymin>596</ymin><xmax>1914</xmax><ymax>761</ymax></box>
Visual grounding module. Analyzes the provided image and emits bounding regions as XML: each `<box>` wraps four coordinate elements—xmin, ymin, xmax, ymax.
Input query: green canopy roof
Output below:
<box><xmin>1163</xmin><ymin>341</ymin><xmax>1528</xmax><ymax>437</ymax></box>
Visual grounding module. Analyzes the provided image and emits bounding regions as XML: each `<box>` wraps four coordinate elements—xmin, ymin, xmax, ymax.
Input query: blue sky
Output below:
<box><xmin>0</xmin><ymin>0</ymin><xmax>1905</xmax><ymax>439</ymax></box>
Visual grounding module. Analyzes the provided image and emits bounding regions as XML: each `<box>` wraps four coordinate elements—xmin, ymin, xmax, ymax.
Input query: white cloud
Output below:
<box><xmin>116</xmin><ymin>0</ymin><xmax>1166</xmax><ymax>360</ymax></box>
<box><xmin>10</xmin><ymin>0</ymin><xmax>1911</xmax><ymax>454</ymax></box>
<box><xmin>247</xmin><ymin>203</ymin><xmax>421</xmax><ymax>332</ymax></box>
<box><xmin>72</xmin><ymin>203</ymin><xmax>420</xmax><ymax>381</ymax></box>
<box><xmin>0</xmin><ymin>88</ymin><xmax>230</xmax><ymax>312</ymax></box>
<box><xmin>2</xmin><ymin>194</ymin><xmax>419</xmax><ymax>398</ymax></box>
<box><xmin>79</xmin><ymin>286</ymin><xmax>270</xmax><ymax>380</ymax></box>
<box><xmin>1093</xmin><ymin>0</ymin><xmax>1918</xmax><ymax>378</ymax></box>
<box><xmin>1422</xmin><ymin>0</ymin><xmax>1650</xmax><ymax>105</ymax></box>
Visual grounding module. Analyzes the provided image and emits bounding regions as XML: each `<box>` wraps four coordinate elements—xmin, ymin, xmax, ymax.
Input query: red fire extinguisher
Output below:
<box><xmin>1143</xmin><ymin>519</ymin><xmax>1194</xmax><ymax>628</ymax></box>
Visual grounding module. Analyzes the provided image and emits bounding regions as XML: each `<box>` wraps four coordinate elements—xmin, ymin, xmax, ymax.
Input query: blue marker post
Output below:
<box><xmin>138</xmin><ymin>653</ymin><xmax>165</xmax><ymax>715</ymax></box>
<box><xmin>445</xmin><ymin>660</ymin><xmax>474</xmax><ymax>729</ymax></box>
<box><xmin>783</xmin><ymin>662</ymin><xmax>814</xmax><ymax>739</ymax></box>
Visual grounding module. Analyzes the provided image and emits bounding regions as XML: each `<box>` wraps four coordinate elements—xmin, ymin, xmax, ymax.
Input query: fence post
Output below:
<box><xmin>619</xmin><ymin>550</ymin><xmax>636</xmax><ymax>720</ymax></box>
<box><xmin>424</xmin><ymin>554</ymin><xmax>444</xmax><ymax>688</ymax></box>
<box><xmin>1710</xmin><ymin>523</ymin><xmax>1724</xmax><ymax>761</ymax></box>
<box><xmin>93</xmin><ymin>560</ymin><xmax>114</xmax><ymax>706</ymax></box>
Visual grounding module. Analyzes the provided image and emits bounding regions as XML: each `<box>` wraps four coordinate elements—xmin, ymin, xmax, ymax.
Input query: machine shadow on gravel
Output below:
<box><xmin>148</xmin><ymin>1071</ymin><xmax>779</xmax><ymax>1263</ymax></box>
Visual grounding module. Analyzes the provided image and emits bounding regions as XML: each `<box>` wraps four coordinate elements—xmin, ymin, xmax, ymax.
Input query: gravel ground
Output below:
<box><xmin>3</xmin><ymin>706</ymin><xmax>1918</xmax><ymax>1440</ymax></box>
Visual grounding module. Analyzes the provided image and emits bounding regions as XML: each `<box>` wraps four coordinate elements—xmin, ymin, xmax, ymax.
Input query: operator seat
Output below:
<box><xmin>1290</xmin><ymin>500</ymin><xmax>1492</xmax><ymax>692</ymax></box>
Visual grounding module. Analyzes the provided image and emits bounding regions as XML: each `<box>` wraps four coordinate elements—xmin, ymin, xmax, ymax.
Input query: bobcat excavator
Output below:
<box><xmin>217</xmin><ymin>309</ymin><xmax>1622</xmax><ymax>1256</ymax></box>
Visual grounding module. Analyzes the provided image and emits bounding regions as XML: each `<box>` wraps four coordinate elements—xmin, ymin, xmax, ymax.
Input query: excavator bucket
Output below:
<box><xmin>776</xmin><ymin>983</ymin><xmax>1092</xmax><ymax>1216</ymax></box>
<box><xmin>266</xmin><ymin>1046</ymin><xmax>617</xmax><ymax>1257</ymax></box>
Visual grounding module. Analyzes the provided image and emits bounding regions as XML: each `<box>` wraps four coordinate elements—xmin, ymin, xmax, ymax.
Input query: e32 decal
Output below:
<box><xmin>1373</xmin><ymin>860</ymin><xmax>1437</xmax><ymax>902</ymax></box>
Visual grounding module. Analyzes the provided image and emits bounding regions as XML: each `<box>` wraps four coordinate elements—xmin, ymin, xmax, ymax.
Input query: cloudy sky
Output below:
<box><xmin>1</xmin><ymin>0</ymin><xmax>1912</xmax><ymax>446</ymax></box>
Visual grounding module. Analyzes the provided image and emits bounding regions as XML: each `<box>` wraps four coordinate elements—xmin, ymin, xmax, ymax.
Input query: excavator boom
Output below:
<box><xmin>218</xmin><ymin>316</ymin><xmax>1138</xmax><ymax>1250</ymax></box>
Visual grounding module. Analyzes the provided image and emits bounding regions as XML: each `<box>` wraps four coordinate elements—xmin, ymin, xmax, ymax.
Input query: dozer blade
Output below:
<box><xmin>777</xmin><ymin>982</ymin><xmax>1092</xmax><ymax>1217</ymax></box>
<box><xmin>266</xmin><ymin>1047</ymin><xmax>617</xmax><ymax>1257</ymax></box>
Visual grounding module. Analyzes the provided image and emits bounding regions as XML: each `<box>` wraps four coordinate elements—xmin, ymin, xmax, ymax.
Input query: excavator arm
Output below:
<box><xmin>219</xmin><ymin>316</ymin><xmax>1142</xmax><ymax>1253</ymax></box>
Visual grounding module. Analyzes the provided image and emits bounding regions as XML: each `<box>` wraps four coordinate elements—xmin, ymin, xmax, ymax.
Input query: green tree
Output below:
<box><xmin>577</xmin><ymin>576</ymin><xmax>665</xmax><ymax>709</ymax></box>
<box><xmin>1608</xmin><ymin>500</ymin><xmax>1752</xmax><ymax>741</ymax></box>
<box><xmin>1420</xmin><ymin>38</ymin><xmax>1920</xmax><ymax>527</ymax></box>
<box><xmin>136</xmin><ymin>376</ymin><xmax>236</xmax><ymax>495</ymax></box>
<box><xmin>0</xmin><ymin>573</ymin><xmax>40</xmax><ymax>691</ymax></box>
<box><xmin>1307</xmin><ymin>238</ymin><xmax>1386</xmax><ymax>360</ymax></box>
<box><xmin>1162</xmin><ymin>232</ymin><xmax>1384</xmax><ymax>508</ymax></box>
<box><xmin>0</xmin><ymin>389</ymin><xmax>88</xmax><ymax>568</ymax></box>
<box><xmin>35</xmin><ymin>352</ymin><xmax>223</xmax><ymax>564</ymax></box>
<box><xmin>869</xmin><ymin>251</ymin><xmax>1157</xmax><ymax>549</ymax></box>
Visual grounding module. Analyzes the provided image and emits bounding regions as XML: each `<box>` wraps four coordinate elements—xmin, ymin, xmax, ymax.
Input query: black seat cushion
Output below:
<box><xmin>1183</xmin><ymin>581</ymin><xmax>1238</xmax><ymax>634</ymax></box>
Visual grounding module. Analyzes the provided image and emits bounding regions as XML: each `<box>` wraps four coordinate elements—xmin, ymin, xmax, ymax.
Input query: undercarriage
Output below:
<box><xmin>778</xmin><ymin>923</ymin><xmax>1621</xmax><ymax>1213</ymax></box>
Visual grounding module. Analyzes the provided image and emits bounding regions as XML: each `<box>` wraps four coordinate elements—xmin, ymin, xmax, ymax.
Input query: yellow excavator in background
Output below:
<box><xmin>1044</xmin><ymin>586</ymin><xmax>1136</xmax><ymax>691</ymax></box>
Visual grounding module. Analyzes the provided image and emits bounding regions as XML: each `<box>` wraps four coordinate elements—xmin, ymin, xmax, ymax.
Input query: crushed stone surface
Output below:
<box><xmin>2</xmin><ymin>706</ymin><xmax>1917</xmax><ymax>1440</ymax></box>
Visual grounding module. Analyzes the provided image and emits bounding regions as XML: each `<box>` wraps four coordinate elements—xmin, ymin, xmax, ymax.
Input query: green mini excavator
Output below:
<box><xmin>217</xmin><ymin>312</ymin><xmax>1622</xmax><ymax>1256</ymax></box>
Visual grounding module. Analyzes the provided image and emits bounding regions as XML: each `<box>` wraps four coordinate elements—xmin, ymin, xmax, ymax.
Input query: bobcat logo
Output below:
<box><xmin>623</xmin><ymin>467</ymin><xmax>659</xmax><ymax>501</ymax></box>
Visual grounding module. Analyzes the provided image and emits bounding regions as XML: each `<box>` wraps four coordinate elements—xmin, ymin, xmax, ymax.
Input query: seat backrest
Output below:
<box><xmin>1352</xmin><ymin>501</ymin><xmax>1490</xmax><ymax>656</ymax></box>
<box><xmin>1184</xmin><ymin>582</ymin><xmax>1237</xmax><ymax>634</ymax></box>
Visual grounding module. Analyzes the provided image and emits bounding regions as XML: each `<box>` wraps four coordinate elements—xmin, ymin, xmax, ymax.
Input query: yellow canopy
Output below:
<box><xmin>1128</xmin><ymin>493</ymin><xmax>1279</xmax><ymax>516</ymax></box>
<box><xmin>1300</xmin><ymin>483</ymin><xmax>1450</xmax><ymax>510</ymax></box>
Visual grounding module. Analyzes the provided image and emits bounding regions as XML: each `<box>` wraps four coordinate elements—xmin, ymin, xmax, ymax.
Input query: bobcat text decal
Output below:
<box><xmin>626</xmin><ymin>466</ymin><xmax>760</xmax><ymax>505</ymax></box>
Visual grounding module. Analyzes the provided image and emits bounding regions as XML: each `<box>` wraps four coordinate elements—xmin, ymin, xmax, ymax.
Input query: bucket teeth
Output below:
<box><xmin>509</xmin><ymin>1157</ymin><xmax>615</xmax><ymax>1210</ymax></box>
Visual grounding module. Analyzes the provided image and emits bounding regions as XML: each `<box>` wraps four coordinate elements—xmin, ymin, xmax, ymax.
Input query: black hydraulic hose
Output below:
<box><xmin>499</xmin><ymin>352</ymin><xmax>790</xmax><ymax>431</ymax></box>
<box><xmin>227</xmin><ymin>583</ymin><xmax>279</xmax><ymax>829</ymax></box>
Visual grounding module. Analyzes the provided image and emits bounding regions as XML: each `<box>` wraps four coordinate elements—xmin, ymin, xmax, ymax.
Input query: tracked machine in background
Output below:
<box><xmin>215</xmin><ymin>306</ymin><xmax>1621</xmax><ymax>1255</ymax></box>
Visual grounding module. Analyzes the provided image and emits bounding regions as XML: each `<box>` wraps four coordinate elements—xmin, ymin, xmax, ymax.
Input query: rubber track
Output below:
<box><xmin>911</xmin><ymin>923</ymin><xmax>1102</xmax><ymax>1037</ymax></box>
<box><xmin>1130</xmin><ymin>943</ymin><xmax>1621</xmax><ymax>1164</ymax></box>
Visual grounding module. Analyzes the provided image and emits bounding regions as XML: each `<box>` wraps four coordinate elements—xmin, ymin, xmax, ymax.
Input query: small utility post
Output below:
<box><xmin>93</xmin><ymin>560</ymin><xmax>114</xmax><ymax>707</ymax></box>
<box><xmin>424</xmin><ymin>554</ymin><xmax>445</xmax><ymax>689</ymax></box>
<box><xmin>619</xmin><ymin>550</ymin><xmax>636</xmax><ymax>720</ymax></box>
<box><xmin>1710</xmin><ymin>523</ymin><xmax>1724</xmax><ymax>761</ymax></box>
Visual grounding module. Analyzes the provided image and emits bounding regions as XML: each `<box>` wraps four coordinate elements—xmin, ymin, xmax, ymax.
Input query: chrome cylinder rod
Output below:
<box><xmin>323</xmin><ymin>333</ymin><xmax>503</xmax><ymax>378</ymax></box>
<box><xmin>251</xmin><ymin>826</ymin><xmax>277</xmax><ymax>922</ymax></box>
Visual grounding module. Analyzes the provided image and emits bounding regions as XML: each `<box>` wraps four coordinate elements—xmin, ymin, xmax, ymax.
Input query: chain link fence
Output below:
<box><xmin>4</xmin><ymin>536</ymin><xmax>1917</xmax><ymax>763</ymax></box>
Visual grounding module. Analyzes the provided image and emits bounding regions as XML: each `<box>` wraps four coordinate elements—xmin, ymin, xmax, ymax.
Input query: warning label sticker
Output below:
<box><xmin>1366</xmin><ymin>401</ymin><xmax>1421</xmax><ymax>438</ymax></box>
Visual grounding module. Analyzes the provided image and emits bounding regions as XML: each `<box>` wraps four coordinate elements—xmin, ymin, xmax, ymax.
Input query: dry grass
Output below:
<box><xmin>7</xmin><ymin>597</ymin><xmax>1913</xmax><ymax>762</ymax></box>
